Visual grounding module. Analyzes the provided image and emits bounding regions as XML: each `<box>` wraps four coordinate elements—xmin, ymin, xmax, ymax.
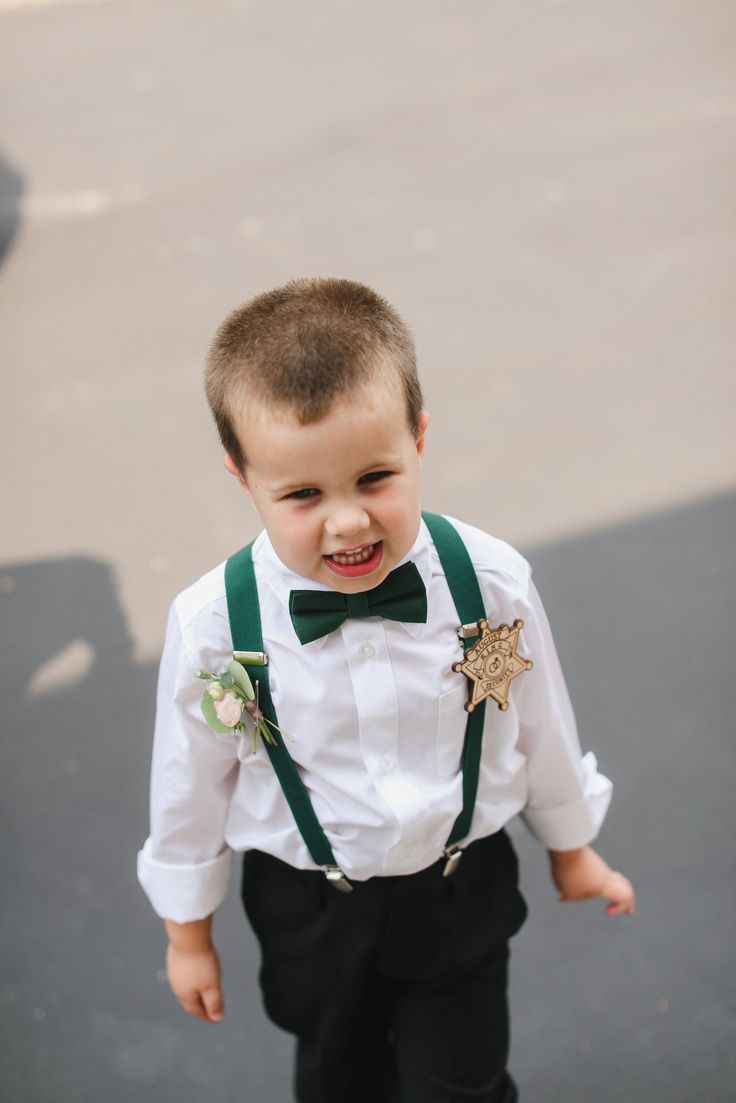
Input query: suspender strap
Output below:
<box><xmin>421</xmin><ymin>512</ymin><xmax>488</xmax><ymax>848</ymax></box>
<box><xmin>224</xmin><ymin>544</ymin><xmax>338</xmax><ymax>870</ymax></box>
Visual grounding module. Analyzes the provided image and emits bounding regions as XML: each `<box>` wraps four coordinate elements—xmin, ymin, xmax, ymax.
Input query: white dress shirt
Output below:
<box><xmin>137</xmin><ymin>515</ymin><xmax>612</xmax><ymax>923</ymax></box>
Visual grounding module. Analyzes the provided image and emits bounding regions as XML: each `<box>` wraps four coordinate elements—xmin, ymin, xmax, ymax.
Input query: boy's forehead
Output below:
<box><xmin>237</xmin><ymin>383</ymin><xmax>412</xmax><ymax>479</ymax></box>
<box><xmin>235</xmin><ymin>377</ymin><xmax>408</xmax><ymax>442</ymax></box>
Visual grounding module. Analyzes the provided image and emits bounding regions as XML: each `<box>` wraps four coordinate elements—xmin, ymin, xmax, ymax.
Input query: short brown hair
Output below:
<box><xmin>204</xmin><ymin>278</ymin><xmax>423</xmax><ymax>472</ymax></box>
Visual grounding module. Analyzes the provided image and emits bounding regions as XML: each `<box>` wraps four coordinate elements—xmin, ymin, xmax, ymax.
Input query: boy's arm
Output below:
<box><xmin>138</xmin><ymin>601</ymin><xmax>241</xmax><ymax>924</ymax></box>
<box><xmin>139</xmin><ymin>599</ymin><xmax>242</xmax><ymax>1021</ymax></box>
<box><xmin>164</xmin><ymin>916</ymin><xmax>225</xmax><ymax>1023</ymax></box>
<box><xmin>509</xmin><ymin>578</ymin><xmax>634</xmax><ymax>910</ymax></box>
<box><xmin>513</xmin><ymin>579</ymin><xmax>613</xmax><ymax>849</ymax></box>
<box><xmin>548</xmin><ymin>846</ymin><xmax>635</xmax><ymax>915</ymax></box>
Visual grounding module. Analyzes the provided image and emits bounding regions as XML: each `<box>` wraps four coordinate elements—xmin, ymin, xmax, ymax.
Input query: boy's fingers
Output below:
<box><xmin>201</xmin><ymin>986</ymin><xmax>225</xmax><ymax>1022</ymax></box>
<box><xmin>605</xmin><ymin>903</ymin><xmax>633</xmax><ymax>916</ymax></box>
<box><xmin>605</xmin><ymin>892</ymin><xmax>635</xmax><ymax>916</ymax></box>
<box><xmin>181</xmin><ymin>995</ymin><xmax>209</xmax><ymax>1021</ymax></box>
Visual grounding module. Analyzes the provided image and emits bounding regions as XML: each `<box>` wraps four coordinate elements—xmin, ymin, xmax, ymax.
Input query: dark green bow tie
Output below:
<box><xmin>289</xmin><ymin>561</ymin><xmax>428</xmax><ymax>645</ymax></box>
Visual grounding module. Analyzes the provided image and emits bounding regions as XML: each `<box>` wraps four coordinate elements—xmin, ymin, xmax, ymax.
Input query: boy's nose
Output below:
<box><xmin>324</xmin><ymin>506</ymin><xmax>370</xmax><ymax>541</ymax></box>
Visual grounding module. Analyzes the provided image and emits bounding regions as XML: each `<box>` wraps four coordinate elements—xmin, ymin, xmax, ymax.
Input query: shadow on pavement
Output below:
<box><xmin>1</xmin><ymin>491</ymin><xmax>733</xmax><ymax>1101</ymax></box>
<box><xmin>510</xmin><ymin>490</ymin><xmax>736</xmax><ymax>1101</ymax></box>
<box><xmin>0</xmin><ymin>556</ymin><xmax>289</xmax><ymax>1103</ymax></box>
<box><xmin>0</xmin><ymin>149</ymin><xmax>23</xmax><ymax>268</ymax></box>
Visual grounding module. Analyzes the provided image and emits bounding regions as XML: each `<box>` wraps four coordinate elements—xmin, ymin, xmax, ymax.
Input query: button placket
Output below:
<box><xmin>342</xmin><ymin>618</ymin><xmax>432</xmax><ymax>844</ymax></box>
<box><xmin>378</xmin><ymin>754</ymin><xmax>395</xmax><ymax>775</ymax></box>
<box><xmin>342</xmin><ymin>620</ymin><xmax>395</xmax><ymax>750</ymax></box>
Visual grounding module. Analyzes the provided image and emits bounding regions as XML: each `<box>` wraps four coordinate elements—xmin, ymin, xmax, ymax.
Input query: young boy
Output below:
<box><xmin>138</xmin><ymin>277</ymin><xmax>634</xmax><ymax>1103</ymax></box>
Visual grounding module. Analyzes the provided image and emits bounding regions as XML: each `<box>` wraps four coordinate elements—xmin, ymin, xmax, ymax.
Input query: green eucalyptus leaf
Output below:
<box><xmin>219</xmin><ymin>672</ymin><xmax>234</xmax><ymax>690</ymax></box>
<box><xmin>227</xmin><ymin>660</ymin><xmax>255</xmax><ymax>700</ymax></box>
<box><xmin>200</xmin><ymin>692</ymin><xmax>236</xmax><ymax>734</ymax></box>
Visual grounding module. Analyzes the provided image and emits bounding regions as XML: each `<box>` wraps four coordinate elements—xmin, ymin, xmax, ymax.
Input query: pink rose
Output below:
<box><xmin>214</xmin><ymin>689</ymin><xmax>243</xmax><ymax>728</ymax></box>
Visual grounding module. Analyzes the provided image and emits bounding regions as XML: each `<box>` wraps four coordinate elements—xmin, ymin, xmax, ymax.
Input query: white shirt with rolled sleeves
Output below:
<box><xmin>137</xmin><ymin>515</ymin><xmax>612</xmax><ymax>924</ymax></box>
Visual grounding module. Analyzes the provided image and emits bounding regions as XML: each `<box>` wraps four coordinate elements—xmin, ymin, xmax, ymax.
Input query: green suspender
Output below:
<box><xmin>224</xmin><ymin>545</ymin><xmax>353</xmax><ymax>891</ymax></box>
<box><xmin>224</xmin><ymin>511</ymin><xmax>488</xmax><ymax>888</ymax></box>
<box><xmin>420</xmin><ymin>512</ymin><xmax>487</xmax><ymax>867</ymax></box>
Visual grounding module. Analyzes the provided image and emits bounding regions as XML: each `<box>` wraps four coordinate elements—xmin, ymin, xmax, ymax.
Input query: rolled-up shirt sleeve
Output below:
<box><xmin>137</xmin><ymin>601</ymin><xmax>240</xmax><ymax>922</ymax></box>
<box><xmin>516</xmin><ymin>578</ymin><xmax>612</xmax><ymax>851</ymax></box>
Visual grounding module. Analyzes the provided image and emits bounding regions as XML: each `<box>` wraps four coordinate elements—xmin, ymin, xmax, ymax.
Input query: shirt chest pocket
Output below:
<box><xmin>436</xmin><ymin>683</ymin><xmax>468</xmax><ymax>776</ymax></box>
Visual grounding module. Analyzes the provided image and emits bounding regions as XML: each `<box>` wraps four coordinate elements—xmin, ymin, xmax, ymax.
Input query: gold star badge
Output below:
<box><xmin>452</xmin><ymin>619</ymin><xmax>533</xmax><ymax>712</ymax></box>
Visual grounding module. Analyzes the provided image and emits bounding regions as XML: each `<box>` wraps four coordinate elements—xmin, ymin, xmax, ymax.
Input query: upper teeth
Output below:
<box><xmin>331</xmin><ymin>544</ymin><xmax>374</xmax><ymax>565</ymax></box>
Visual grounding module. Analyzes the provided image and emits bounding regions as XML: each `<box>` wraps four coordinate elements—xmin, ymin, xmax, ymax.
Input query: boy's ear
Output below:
<box><xmin>223</xmin><ymin>454</ymin><xmax>249</xmax><ymax>491</ymax></box>
<box><xmin>415</xmin><ymin>411</ymin><xmax>430</xmax><ymax>458</ymax></box>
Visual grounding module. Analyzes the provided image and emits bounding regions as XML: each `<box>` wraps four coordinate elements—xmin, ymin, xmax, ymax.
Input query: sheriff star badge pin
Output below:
<box><xmin>453</xmin><ymin>619</ymin><xmax>533</xmax><ymax>712</ymax></box>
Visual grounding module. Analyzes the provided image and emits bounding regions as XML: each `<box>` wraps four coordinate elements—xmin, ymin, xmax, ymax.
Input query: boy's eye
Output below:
<box><xmin>359</xmin><ymin>471</ymin><xmax>392</xmax><ymax>485</ymax></box>
<box><xmin>286</xmin><ymin>487</ymin><xmax>320</xmax><ymax>500</ymax></box>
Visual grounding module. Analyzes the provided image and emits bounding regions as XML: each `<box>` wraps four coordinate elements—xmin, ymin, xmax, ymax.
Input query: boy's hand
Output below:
<box><xmin>166</xmin><ymin>943</ymin><xmax>224</xmax><ymax>1022</ymax></box>
<box><xmin>548</xmin><ymin>845</ymin><xmax>635</xmax><ymax>916</ymax></box>
<box><xmin>164</xmin><ymin>916</ymin><xmax>224</xmax><ymax>1023</ymax></box>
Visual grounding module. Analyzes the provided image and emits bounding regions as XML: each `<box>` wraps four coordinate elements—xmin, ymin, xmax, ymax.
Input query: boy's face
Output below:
<box><xmin>225</xmin><ymin>382</ymin><xmax>429</xmax><ymax>593</ymax></box>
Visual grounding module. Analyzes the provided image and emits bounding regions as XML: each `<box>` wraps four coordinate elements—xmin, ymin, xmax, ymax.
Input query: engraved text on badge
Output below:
<box><xmin>452</xmin><ymin>619</ymin><xmax>533</xmax><ymax>712</ymax></box>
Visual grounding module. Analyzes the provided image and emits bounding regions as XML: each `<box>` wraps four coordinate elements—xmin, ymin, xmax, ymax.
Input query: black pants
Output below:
<box><xmin>242</xmin><ymin>831</ymin><xmax>527</xmax><ymax>1103</ymax></box>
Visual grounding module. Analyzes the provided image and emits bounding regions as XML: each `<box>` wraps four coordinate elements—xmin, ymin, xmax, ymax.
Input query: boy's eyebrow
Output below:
<box><xmin>269</xmin><ymin>479</ymin><xmax>318</xmax><ymax>494</ymax></box>
<box><xmin>269</xmin><ymin>455</ymin><xmax>404</xmax><ymax>495</ymax></box>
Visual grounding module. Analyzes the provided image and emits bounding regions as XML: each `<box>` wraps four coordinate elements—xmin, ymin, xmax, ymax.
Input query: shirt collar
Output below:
<box><xmin>254</xmin><ymin>519</ymin><xmax>434</xmax><ymax>647</ymax></box>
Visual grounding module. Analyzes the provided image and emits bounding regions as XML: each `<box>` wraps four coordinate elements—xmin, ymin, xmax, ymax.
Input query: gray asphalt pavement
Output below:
<box><xmin>1</xmin><ymin>1</ymin><xmax>734</xmax><ymax>1100</ymax></box>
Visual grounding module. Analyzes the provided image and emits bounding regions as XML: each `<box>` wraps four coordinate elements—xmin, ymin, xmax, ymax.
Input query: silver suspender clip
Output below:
<box><xmin>233</xmin><ymin>650</ymin><xmax>268</xmax><ymax>666</ymax></box>
<box><xmin>442</xmin><ymin>845</ymin><xmax>464</xmax><ymax>877</ymax></box>
<box><xmin>323</xmin><ymin>866</ymin><xmax>354</xmax><ymax>893</ymax></box>
<box><xmin>457</xmin><ymin>622</ymin><xmax>481</xmax><ymax>641</ymax></box>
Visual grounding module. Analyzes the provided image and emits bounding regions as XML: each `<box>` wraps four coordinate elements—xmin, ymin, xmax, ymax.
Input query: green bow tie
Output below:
<box><xmin>289</xmin><ymin>561</ymin><xmax>428</xmax><ymax>645</ymax></box>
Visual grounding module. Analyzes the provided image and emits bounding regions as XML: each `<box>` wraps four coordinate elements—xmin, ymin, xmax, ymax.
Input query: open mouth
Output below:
<box><xmin>324</xmin><ymin>541</ymin><xmax>383</xmax><ymax>577</ymax></box>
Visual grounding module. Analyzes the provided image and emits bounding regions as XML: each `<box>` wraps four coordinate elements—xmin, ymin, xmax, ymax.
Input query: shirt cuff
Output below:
<box><xmin>521</xmin><ymin>752</ymin><xmax>613</xmax><ymax>851</ymax></box>
<box><xmin>137</xmin><ymin>838</ymin><xmax>232</xmax><ymax>922</ymax></box>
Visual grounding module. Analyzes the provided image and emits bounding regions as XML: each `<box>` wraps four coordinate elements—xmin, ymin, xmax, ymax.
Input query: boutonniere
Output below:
<box><xmin>196</xmin><ymin>661</ymin><xmax>280</xmax><ymax>754</ymax></box>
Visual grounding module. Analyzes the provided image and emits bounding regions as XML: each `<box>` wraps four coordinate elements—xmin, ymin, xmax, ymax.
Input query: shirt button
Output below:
<box><xmin>360</xmin><ymin>642</ymin><xmax>375</xmax><ymax>658</ymax></box>
<box><xmin>378</xmin><ymin>754</ymin><xmax>395</xmax><ymax>775</ymax></box>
